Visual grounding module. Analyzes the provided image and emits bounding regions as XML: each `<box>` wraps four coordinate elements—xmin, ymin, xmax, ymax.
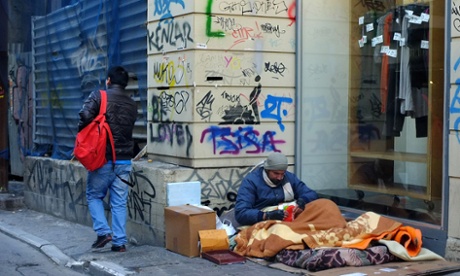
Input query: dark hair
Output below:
<box><xmin>107</xmin><ymin>66</ymin><xmax>129</xmax><ymax>88</ymax></box>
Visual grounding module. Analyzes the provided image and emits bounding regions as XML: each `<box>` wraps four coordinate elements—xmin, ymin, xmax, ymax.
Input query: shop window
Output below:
<box><xmin>299</xmin><ymin>0</ymin><xmax>444</xmax><ymax>225</ymax></box>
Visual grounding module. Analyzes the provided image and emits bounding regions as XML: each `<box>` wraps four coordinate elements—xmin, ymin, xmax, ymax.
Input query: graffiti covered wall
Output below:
<box><xmin>147</xmin><ymin>0</ymin><xmax>297</xmax><ymax>168</ymax></box>
<box><xmin>448</xmin><ymin>0</ymin><xmax>460</xmax><ymax>243</ymax></box>
<box><xmin>23</xmin><ymin>156</ymin><xmax>254</xmax><ymax>245</ymax></box>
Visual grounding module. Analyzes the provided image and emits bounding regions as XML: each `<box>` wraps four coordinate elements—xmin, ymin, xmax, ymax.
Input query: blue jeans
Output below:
<box><xmin>86</xmin><ymin>162</ymin><xmax>131</xmax><ymax>246</ymax></box>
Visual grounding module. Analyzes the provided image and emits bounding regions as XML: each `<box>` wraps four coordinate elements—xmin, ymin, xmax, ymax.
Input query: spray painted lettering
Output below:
<box><xmin>148</xmin><ymin>19</ymin><xmax>194</xmax><ymax>52</ymax></box>
<box><xmin>260</xmin><ymin>95</ymin><xmax>292</xmax><ymax>131</ymax></box>
<box><xmin>200</xmin><ymin>125</ymin><xmax>285</xmax><ymax>154</ymax></box>
<box><xmin>149</xmin><ymin>122</ymin><xmax>193</xmax><ymax>156</ymax></box>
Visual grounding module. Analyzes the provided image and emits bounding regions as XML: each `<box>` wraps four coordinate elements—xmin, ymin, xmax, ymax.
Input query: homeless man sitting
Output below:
<box><xmin>234</xmin><ymin>152</ymin><xmax>319</xmax><ymax>226</ymax></box>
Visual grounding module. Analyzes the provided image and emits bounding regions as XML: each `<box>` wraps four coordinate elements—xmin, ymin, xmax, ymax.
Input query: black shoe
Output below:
<box><xmin>92</xmin><ymin>234</ymin><xmax>112</xmax><ymax>248</ymax></box>
<box><xmin>111</xmin><ymin>244</ymin><xmax>126</xmax><ymax>252</ymax></box>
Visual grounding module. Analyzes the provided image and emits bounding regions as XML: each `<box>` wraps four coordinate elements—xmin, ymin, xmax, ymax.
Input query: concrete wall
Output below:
<box><xmin>23</xmin><ymin>156</ymin><xmax>256</xmax><ymax>246</ymax></box>
<box><xmin>146</xmin><ymin>0</ymin><xmax>297</xmax><ymax>168</ymax></box>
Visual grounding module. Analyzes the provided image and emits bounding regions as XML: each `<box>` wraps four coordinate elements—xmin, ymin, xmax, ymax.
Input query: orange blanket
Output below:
<box><xmin>233</xmin><ymin>198</ymin><xmax>422</xmax><ymax>258</ymax></box>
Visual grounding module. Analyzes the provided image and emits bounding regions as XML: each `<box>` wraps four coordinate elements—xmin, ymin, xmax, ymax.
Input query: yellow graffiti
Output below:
<box><xmin>153</xmin><ymin>59</ymin><xmax>188</xmax><ymax>87</ymax></box>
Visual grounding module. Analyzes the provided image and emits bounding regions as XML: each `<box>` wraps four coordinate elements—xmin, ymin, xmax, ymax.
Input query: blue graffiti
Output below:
<box><xmin>260</xmin><ymin>95</ymin><xmax>293</xmax><ymax>131</ymax></box>
<box><xmin>451</xmin><ymin>78</ymin><xmax>460</xmax><ymax>142</ymax></box>
<box><xmin>154</xmin><ymin>0</ymin><xmax>185</xmax><ymax>19</ymax></box>
<box><xmin>200</xmin><ymin>126</ymin><xmax>285</xmax><ymax>155</ymax></box>
<box><xmin>451</xmin><ymin>56</ymin><xmax>460</xmax><ymax>143</ymax></box>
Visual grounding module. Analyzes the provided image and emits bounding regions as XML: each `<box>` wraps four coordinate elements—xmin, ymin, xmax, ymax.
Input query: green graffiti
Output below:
<box><xmin>206</xmin><ymin>0</ymin><xmax>225</xmax><ymax>37</ymax></box>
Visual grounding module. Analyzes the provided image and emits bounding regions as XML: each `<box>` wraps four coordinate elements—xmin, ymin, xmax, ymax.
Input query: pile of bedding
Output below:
<box><xmin>233</xmin><ymin>198</ymin><xmax>442</xmax><ymax>272</ymax></box>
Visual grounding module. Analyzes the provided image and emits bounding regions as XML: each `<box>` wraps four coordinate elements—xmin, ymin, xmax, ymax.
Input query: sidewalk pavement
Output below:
<box><xmin>0</xmin><ymin>207</ymin><xmax>293</xmax><ymax>276</ymax></box>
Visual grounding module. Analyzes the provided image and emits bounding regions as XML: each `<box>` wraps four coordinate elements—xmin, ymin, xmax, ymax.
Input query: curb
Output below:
<box><xmin>0</xmin><ymin>221</ymin><xmax>133</xmax><ymax>276</ymax></box>
<box><xmin>0</xmin><ymin>222</ymin><xmax>75</xmax><ymax>266</ymax></box>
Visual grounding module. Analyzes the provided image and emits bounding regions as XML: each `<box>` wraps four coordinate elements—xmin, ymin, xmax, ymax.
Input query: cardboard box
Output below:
<box><xmin>164</xmin><ymin>205</ymin><xmax>216</xmax><ymax>257</ymax></box>
<box><xmin>199</xmin><ymin>229</ymin><xmax>245</xmax><ymax>265</ymax></box>
<box><xmin>198</xmin><ymin>229</ymin><xmax>229</xmax><ymax>253</ymax></box>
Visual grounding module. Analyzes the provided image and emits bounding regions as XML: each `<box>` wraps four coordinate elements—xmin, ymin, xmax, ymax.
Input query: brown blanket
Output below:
<box><xmin>234</xmin><ymin>198</ymin><xmax>421</xmax><ymax>258</ymax></box>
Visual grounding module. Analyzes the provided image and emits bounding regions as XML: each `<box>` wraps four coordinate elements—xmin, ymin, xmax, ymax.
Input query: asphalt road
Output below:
<box><xmin>0</xmin><ymin>231</ymin><xmax>86</xmax><ymax>276</ymax></box>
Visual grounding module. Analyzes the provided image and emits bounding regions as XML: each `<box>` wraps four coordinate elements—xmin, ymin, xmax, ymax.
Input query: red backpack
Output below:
<box><xmin>74</xmin><ymin>90</ymin><xmax>116</xmax><ymax>171</ymax></box>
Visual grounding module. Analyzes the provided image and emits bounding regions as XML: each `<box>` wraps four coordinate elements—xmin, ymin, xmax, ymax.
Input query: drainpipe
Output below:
<box><xmin>0</xmin><ymin>53</ymin><xmax>8</xmax><ymax>192</ymax></box>
<box><xmin>0</xmin><ymin>0</ymin><xmax>9</xmax><ymax>192</ymax></box>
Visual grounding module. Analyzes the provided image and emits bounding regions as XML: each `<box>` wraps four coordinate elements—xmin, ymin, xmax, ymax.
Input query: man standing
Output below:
<box><xmin>77</xmin><ymin>66</ymin><xmax>137</xmax><ymax>252</ymax></box>
<box><xmin>235</xmin><ymin>152</ymin><xmax>318</xmax><ymax>226</ymax></box>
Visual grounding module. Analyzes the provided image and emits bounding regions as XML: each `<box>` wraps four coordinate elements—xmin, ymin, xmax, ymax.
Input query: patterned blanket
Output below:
<box><xmin>233</xmin><ymin>198</ymin><xmax>422</xmax><ymax>258</ymax></box>
<box><xmin>276</xmin><ymin>246</ymin><xmax>400</xmax><ymax>271</ymax></box>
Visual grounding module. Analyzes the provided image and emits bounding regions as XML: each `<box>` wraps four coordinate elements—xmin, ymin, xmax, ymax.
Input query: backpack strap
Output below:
<box><xmin>99</xmin><ymin>90</ymin><xmax>116</xmax><ymax>164</ymax></box>
<box><xmin>100</xmin><ymin>90</ymin><xmax>134</xmax><ymax>187</ymax></box>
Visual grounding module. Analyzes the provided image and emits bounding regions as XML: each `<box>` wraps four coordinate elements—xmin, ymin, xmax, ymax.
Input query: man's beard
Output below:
<box><xmin>270</xmin><ymin>178</ymin><xmax>283</xmax><ymax>186</ymax></box>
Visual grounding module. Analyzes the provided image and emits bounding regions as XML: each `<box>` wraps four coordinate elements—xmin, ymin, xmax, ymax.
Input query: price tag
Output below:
<box><xmin>366</xmin><ymin>23</ymin><xmax>374</xmax><ymax>32</ymax></box>
<box><xmin>371</xmin><ymin>35</ymin><xmax>383</xmax><ymax>47</ymax></box>
<box><xmin>393</xmin><ymin>32</ymin><xmax>401</xmax><ymax>41</ymax></box>
<box><xmin>409</xmin><ymin>15</ymin><xmax>423</xmax><ymax>24</ymax></box>
<box><xmin>359</xmin><ymin>16</ymin><xmax>364</xmax><ymax>25</ymax></box>
<box><xmin>380</xmin><ymin>45</ymin><xmax>389</xmax><ymax>54</ymax></box>
<box><xmin>399</xmin><ymin>38</ymin><xmax>406</xmax><ymax>47</ymax></box>
<box><xmin>421</xmin><ymin>13</ymin><xmax>430</xmax><ymax>22</ymax></box>
<box><xmin>421</xmin><ymin>40</ymin><xmax>429</xmax><ymax>49</ymax></box>
<box><xmin>387</xmin><ymin>49</ymin><xmax>398</xmax><ymax>58</ymax></box>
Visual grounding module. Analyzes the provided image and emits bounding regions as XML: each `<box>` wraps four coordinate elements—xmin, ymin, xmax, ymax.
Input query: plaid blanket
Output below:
<box><xmin>234</xmin><ymin>198</ymin><xmax>422</xmax><ymax>258</ymax></box>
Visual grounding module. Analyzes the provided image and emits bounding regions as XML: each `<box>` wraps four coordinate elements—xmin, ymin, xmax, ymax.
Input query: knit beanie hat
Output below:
<box><xmin>264</xmin><ymin>152</ymin><xmax>288</xmax><ymax>171</ymax></box>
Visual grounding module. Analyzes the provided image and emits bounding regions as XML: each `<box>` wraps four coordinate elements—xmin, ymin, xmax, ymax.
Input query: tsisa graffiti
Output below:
<box><xmin>200</xmin><ymin>125</ymin><xmax>285</xmax><ymax>154</ymax></box>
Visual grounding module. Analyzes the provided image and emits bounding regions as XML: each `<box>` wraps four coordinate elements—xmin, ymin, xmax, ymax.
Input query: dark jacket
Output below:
<box><xmin>234</xmin><ymin>167</ymin><xmax>318</xmax><ymax>226</ymax></box>
<box><xmin>78</xmin><ymin>85</ymin><xmax>137</xmax><ymax>161</ymax></box>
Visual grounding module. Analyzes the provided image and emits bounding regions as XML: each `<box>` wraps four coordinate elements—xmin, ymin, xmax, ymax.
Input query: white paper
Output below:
<box><xmin>421</xmin><ymin>40</ymin><xmax>429</xmax><ymax>49</ymax></box>
<box><xmin>380</xmin><ymin>46</ymin><xmax>389</xmax><ymax>54</ymax></box>
<box><xmin>366</xmin><ymin>23</ymin><xmax>374</xmax><ymax>32</ymax></box>
<box><xmin>196</xmin><ymin>43</ymin><xmax>208</xmax><ymax>49</ymax></box>
<box><xmin>399</xmin><ymin>38</ymin><xmax>406</xmax><ymax>47</ymax></box>
<box><xmin>371</xmin><ymin>35</ymin><xmax>383</xmax><ymax>47</ymax></box>
<box><xmin>421</xmin><ymin>13</ymin><xmax>430</xmax><ymax>22</ymax></box>
<box><xmin>409</xmin><ymin>15</ymin><xmax>423</xmax><ymax>24</ymax></box>
<box><xmin>387</xmin><ymin>49</ymin><xmax>398</xmax><ymax>58</ymax></box>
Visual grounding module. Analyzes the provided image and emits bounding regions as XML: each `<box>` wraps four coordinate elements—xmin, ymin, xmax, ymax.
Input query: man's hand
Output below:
<box><xmin>265</xmin><ymin>210</ymin><xmax>285</xmax><ymax>220</ymax></box>
<box><xmin>293</xmin><ymin>198</ymin><xmax>307</xmax><ymax>218</ymax></box>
